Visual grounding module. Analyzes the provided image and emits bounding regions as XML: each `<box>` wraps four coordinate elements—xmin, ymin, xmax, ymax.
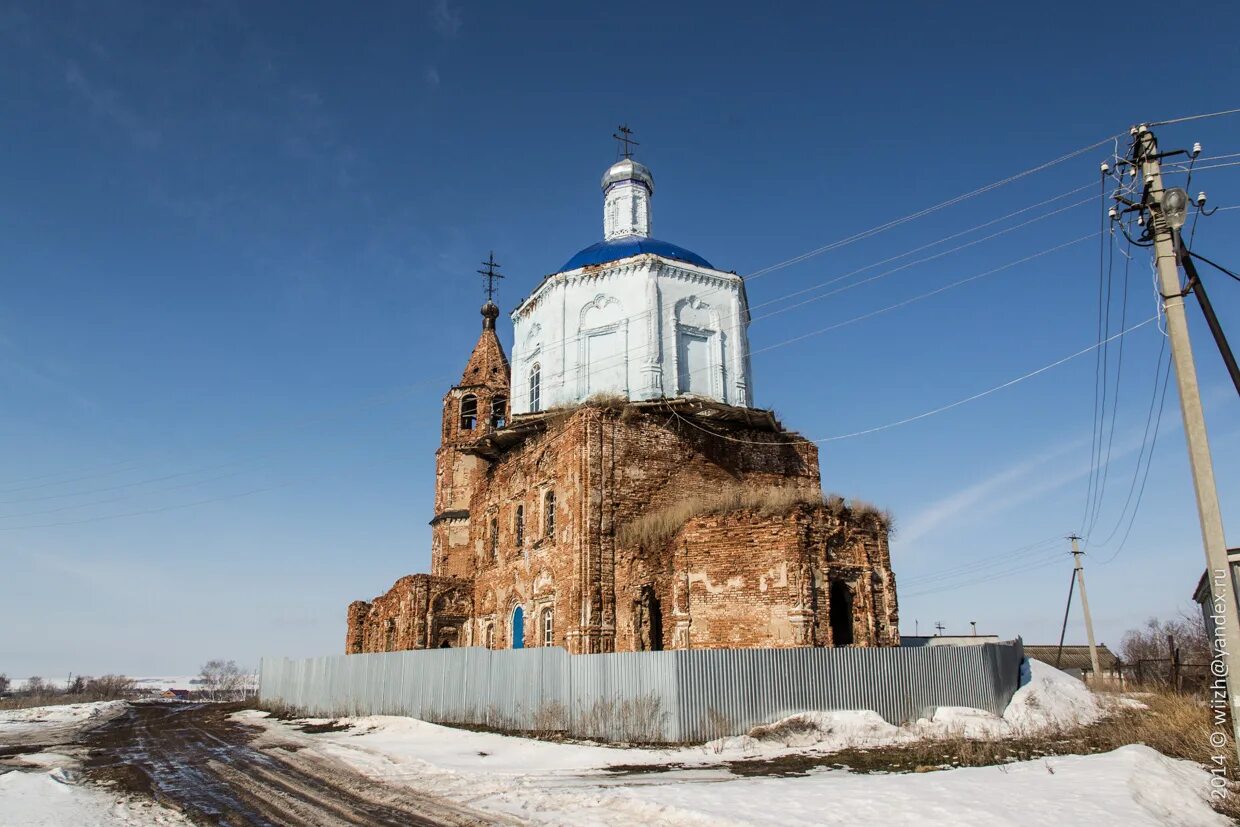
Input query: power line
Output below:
<box><xmin>900</xmin><ymin>553</ymin><xmax>1067</xmax><ymax>599</ymax></box>
<box><xmin>1085</xmin><ymin>227</ymin><xmax>1134</xmax><ymax>537</ymax></box>
<box><xmin>1150</xmin><ymin>107</ymin><xmax>1240</xmax><ymax>126</ymax></box>
<box><xmin>748</xmin><ymin>184</ymin><xmax>1095</xmax><ymax>313</ymax></box>
<box><xmin>750</xmin><ymin>196</ymin><xmax>1095</xmax><ymax>323</ymax></box>
<box><xmin>748</xmin><ymin>235</ymin><xmax>1097</xmax><ymax>358</ymax></box>
<box><xmin>746</xmin><ymin>134</ymin><xmax>1121</xmax><ymax>280</ymax></box>
<box><xmin>671</xmin><ymin>316</ymin><xmax>1158</xmax><ymax>446</ymax></box>
<box><xmin>897</xmin><ymin>537</ymin><xmax>1063</xmax><ymax>587</ymax></box>
<box><xmin>1106</xmin><ymin>365</ymin><xmax>1171</xmax><ymax>560</ymax></box>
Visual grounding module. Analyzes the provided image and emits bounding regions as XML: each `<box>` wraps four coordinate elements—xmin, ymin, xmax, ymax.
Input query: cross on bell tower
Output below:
<box><xmin>612</xmin><ymin>124</ymin><xmax>638</xmax><ymax>160</ymax></box>
<box><xmin>478</xmin><ymin>251</ymin><xmax>503</xmax><ymax>303</ymax></box>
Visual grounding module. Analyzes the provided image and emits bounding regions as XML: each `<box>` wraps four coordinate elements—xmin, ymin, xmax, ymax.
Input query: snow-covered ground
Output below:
<box><xmin>241</xmin><ymin>659</ymin><xmax>1226</xmax><ymax>826</ymax></box>
<box><xmin>0</xmin><ymin>701</ymin><xmax>185</xmax><ymax>826</ymax></box>
<box><xmin>0</xmin><ymin>767</ymin><xmax>185</xmax><ymax>827</ymax></box>
<box><xmin>0</xmin><ymin>700</ymin><xmax>128</xmax><ymax>747</ymax></box>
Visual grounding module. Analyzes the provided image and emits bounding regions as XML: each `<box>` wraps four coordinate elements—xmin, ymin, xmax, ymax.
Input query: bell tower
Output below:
<box><xmin>430</xmin><ymin>260</ymin><xmax>511</xmax><ymax>579</ymax></box>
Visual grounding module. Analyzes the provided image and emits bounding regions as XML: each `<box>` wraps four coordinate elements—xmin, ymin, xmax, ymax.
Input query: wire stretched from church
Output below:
<box><xmin>745</xmin><ymin>133</ymin><xmax>1122</xmax><ymax>280</ymax></box>
<box><xmin>669</xmin><ymin>316</ymin><xmax>1158</xmax><ymax>447</ymax></box>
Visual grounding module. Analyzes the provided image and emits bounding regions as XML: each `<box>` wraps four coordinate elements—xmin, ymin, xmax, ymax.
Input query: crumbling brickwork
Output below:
<box><xmin>346</xmin><ymin>574</ymin><xmax>473</xmax><ymax>653</ymax></box>
<box><xmin>347</xmin><ymin>307</ymin><xmax>899</xmax><ymax>655</ymax></box>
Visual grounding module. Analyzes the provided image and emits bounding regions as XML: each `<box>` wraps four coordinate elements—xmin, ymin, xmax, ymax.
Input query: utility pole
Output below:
<box><xmin>1069</xmin><ymin>536</ymin><xmax>1102</xmax><ymax>679</ymax></box>
<box><xmin>1128</xmin><ymin>124</ymin><xmax>1240</xmax><ymax>755</ymax></box>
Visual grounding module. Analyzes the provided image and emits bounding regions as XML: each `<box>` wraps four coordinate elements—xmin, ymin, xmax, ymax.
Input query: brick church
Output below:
<box><xmin>346</xmin><ymin>143</ymin><xmax>900</xmax><ymax>655</ymax></box>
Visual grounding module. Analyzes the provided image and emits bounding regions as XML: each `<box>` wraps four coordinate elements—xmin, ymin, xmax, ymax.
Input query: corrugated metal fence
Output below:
<box><xmin>260</xmin><ymin>639</ymin><xmax>1024</xmax><ymax>743</ymax></box>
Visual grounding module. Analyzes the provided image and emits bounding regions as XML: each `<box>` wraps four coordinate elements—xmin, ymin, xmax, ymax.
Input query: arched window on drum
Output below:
<box><xmin>528</xmin><ymin>364</ymin><xmax>542</xmax><ymax>413</ymax></box>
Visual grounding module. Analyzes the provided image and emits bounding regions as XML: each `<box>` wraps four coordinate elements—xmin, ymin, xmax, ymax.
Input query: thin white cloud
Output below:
<box><xmin>63</xmin><ymin>60</ymin><xmax>161</xmax><ymax>149</ymax></box>
<box><xmin>897</xmin><ymin>438</ymin><xmax>1083</xmax><ymax>546</ymax></box>
<box><xmin>430</xmin><ymin>0</ymin><xmax>462</xmax><ymax>38</ymax></box>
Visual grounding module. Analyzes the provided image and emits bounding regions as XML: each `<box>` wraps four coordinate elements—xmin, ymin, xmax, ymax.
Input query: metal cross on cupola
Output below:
<box><xmin>612</xmin><ymin>124</ymin><xmax>638</xmax><ymax>160</ymax></box>
<box><xmin>477</xmin><ymin>251</ymin><xmax>503</xmax><ymax>302</ymax></box>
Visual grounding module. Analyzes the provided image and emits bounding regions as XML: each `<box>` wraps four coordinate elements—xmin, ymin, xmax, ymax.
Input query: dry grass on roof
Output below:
<box><xmin>617</xmin><ymin>487</ymin><xmax>891</xmax><ymax>550</ymax></box>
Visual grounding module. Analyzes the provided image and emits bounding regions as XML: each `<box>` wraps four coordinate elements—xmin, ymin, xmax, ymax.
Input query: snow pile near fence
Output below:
<box><xmin>715</xmin><ymin>658</ymin><xmax>1103</xmax><ymax>753</ymax></box>
<box><xmin>1002</xmin><ymin>657</ymin><xmax>1105</xmax><ymax>730</ymax></box>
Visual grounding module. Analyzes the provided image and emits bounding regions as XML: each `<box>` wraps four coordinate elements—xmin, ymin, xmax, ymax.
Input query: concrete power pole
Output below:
<box><xmin>1131</xmin><ymin>124</ymin><xmax>1240</xmax><ymax>755</ymax></box>
<box><xmin>1068</xmin><ymin>536</ymin><xmax>1102</xmax><ymax>679</ymax></box>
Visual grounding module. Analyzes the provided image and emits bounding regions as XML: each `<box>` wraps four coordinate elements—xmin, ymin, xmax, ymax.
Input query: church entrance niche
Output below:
<box><xmin>829</xmin><ymin>581</ymin><xmax>854</xmax><ymax>646</ymax></box>
<box><xmin>633</xmin><ymin>586</ymin><xmax>663</xmax><ymax>651</ymax></box>
<box><xmin>511</xmin><ymin>606</ymin><xmax>525</xmax><ymax>649</ymax></box>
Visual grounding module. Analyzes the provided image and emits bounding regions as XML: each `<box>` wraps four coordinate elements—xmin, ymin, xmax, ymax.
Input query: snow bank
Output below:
<box><xmin>1002</xmin><ymin>657</ymin><xmax>1105</xmax><ymax>731</ymax></box>
<box><xmin>617</xmin><ymin>745</ymin><xmax>1227</xmax><ymax>827</ymax></box>
<box><xmin>0</xmin><ymin>767</ymin><xmax>185</xmax><ymax>826</ymax></box>
<box><xmin>706</xmin><ymin>658</ymin><xmax>1104</xmax><ymax>754</ymax></box>
<box><xmin>0</xmin><ymin>700</ymin><xmax>126</xmax><ymax>729</ymax></box>
<box><xmin>246</xmin><ymin>710</ymin><xmax>1226</xmax><ymax>826</ymax></box>
<box><xmin>0</xmin><ymin>700</ymin><xmax>127</xmax><ymax>748</ymax></box>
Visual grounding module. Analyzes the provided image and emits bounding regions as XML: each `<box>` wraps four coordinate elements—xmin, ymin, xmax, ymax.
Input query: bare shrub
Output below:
<box><xmin>0</xmin><ymin>674</ymin><xmax>10</xmax><ymax>694</ymax></box>
<box><xmin>618</xmin><ymin>486</ymin><xmax>816</xmax><ymax>550</ymax></box>
<box><xmin>1120</xmin><ymin>612</ymin><xmax>1210</xmax><ymax>667</ymax></box>
<box><xmin>22</xmin><ymin>676</ymin><xmax>48</xmax><ymax>696</ymax></box>
<box><xmin>618</xmin><ymin>487</ymin><xmax>893</xmax><ymax>550</ymax></box>
<box><xmin>703</xmin><ymin>707</ymin><xmax>732</xmax><ymax>750</ymax></box>
<box><xmin>748</xmin><ymin>715</ymin><xmax>820</xmax><ymax>745</ymax></box>
<box><xmin>576</xmin><ymin>695</ymin><xmax>666</xmax><ymax>743</ymax></box>
<box><xmin>198</xmin><ymin>659</ymin><xmax>253</xmax><ymax>701</ymax></box>
<box><xmin>531</xmin><ymin>701</ymin><xmax>569</xmax><ymax>733</ymax></box>
<box><xmin>85</xmin><ymin>675</ymin><xmax>135</xmax><ymax>699</ymax></box>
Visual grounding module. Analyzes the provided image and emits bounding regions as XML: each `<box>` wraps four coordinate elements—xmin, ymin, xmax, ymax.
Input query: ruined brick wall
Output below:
<box><xmin>463</xmin><ymin>403</ymin><xmax>828</xmax><ymax>654</ymax></box>
<box><xmin>350</xmin><ymin>400</ymin><xmax>898</xmax><ymax>656</ymax></box>
<box><xmin>613</xmin><ymin>503</ymin><xmax>898</xmax><ymax>652</ymax></box>
<box><xmin>345</xmin><ymin>575</ymin><xmax>473</xmax><ymax>653</ymax></box>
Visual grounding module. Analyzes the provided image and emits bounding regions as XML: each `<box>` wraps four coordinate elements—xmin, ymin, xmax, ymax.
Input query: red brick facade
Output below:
<box><xmin>346</xmin><ymin>308</ymin><xmax>899</xmax><ymax>654</ymax></box>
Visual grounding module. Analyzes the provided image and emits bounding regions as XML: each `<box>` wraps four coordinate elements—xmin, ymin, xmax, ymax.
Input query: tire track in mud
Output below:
<box><xmin>83</xmin><ymin>703</ymin><xmax>507</xmax><ymax>826</ymax></box>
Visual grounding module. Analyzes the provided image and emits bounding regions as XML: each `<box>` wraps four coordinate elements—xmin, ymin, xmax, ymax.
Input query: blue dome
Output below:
<box><xmin>560</xmin><ymin>237</ymin><xmax>713</xmax><ymax>272</ymax></box>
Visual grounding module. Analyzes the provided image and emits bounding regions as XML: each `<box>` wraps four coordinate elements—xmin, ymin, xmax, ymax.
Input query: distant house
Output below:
<box><xmin>1024</xmin><ymin>644</ymin><xmax>1120</xmax><ymax>679</ymax></box>
<box><xmin>1192</xmin><ymin>550</ymin><xmax>1240</xmax><ymax>643</ymax></box>
<box><xmin>161</xmin><ymin>688</ymin><xmax>191</xmax><ymax>699</ymax></box>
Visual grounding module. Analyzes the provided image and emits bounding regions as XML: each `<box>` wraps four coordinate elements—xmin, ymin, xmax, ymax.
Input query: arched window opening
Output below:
<box><xmin>460</xmin><ymin>394</ymin><xmax>478</xmax><ymax>430</ymax></box>
<box><xmin>544</xmin><ymin>491</ymin><xmax>556</xmax><ymax>538</ymax></box>
<box><xmin>484</xmin><ymin>623</ymin><xmax>494</xmax><ymax>649</ymax></box>
<box><xmin>489</xmin><ymin>518</ymin><xmax>499</xmax><ymax>560</ymax></box>
<box><xmin>491</xmin><ymin>396</ymin><xmax>507</xmax><ymax>428</ymax></box>
<box><xmin>514</xmin><ymin>504</ymin><xmax>525</xmax><ymax>548</ymax></box>
<box><xmin>829</xmin><ymin>580</ymin><xmax>854</xmax><ymax>647</ymax></box>
<box><xmin>511</xmin><ymin>606</ymin><xmax>525</xmax><ymax>649</ymax></box>
<box><xmin>528</xmin><ymin>364</ymin><xmax>541</xmax><ymax>413</ymax></box>
<box><xmin>542</xmin><ymin>608</ymin><xmax>554</xmax><ymax>647</ymax></box>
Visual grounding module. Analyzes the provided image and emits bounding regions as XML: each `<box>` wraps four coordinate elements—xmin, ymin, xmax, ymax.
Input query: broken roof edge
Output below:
<box><xmin>458</xmin><ymin>397</ymin><xmax>806</xmax><ymax>461</ymax></box>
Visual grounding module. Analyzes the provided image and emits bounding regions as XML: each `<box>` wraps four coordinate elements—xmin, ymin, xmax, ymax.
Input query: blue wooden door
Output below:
<box><xmin>511</xmin><ymin>606</ymin><xmax>524</xmax><ymax>649</ymax></box>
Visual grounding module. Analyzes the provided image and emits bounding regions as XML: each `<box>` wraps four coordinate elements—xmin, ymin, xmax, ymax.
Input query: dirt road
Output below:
<box><xmin>82</xmin><ymin>703</ymin><xmax>507</xmax><ymax>827</ymax></box>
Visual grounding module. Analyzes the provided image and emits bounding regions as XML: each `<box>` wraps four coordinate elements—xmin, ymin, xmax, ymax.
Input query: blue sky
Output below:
<box><xmin>2</xmin><ymin>0</ymin><xmax>1238</xmax><ymax>677</ymax></box>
